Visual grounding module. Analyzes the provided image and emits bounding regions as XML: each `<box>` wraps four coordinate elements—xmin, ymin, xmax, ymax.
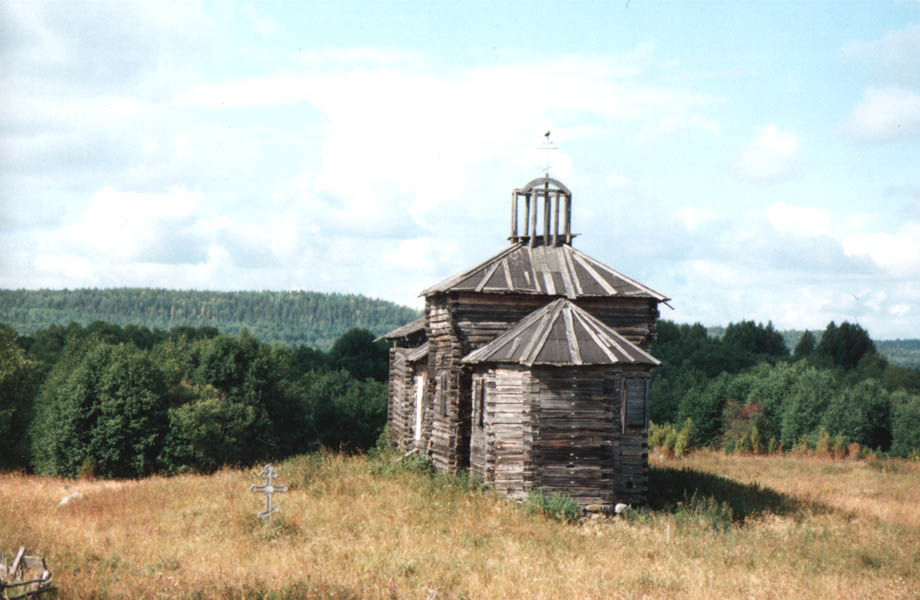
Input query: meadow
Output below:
<box><xmin>2</xmin><ymin>450</ymin><xmax>919</xmax><ymax>599</ymax></box>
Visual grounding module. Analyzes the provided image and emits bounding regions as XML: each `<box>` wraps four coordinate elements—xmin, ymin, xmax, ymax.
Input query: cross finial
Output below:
<box><xmin>538</xmin><ymin>131</ymin><xmax>558</xmax><ymax>177</ymax></box>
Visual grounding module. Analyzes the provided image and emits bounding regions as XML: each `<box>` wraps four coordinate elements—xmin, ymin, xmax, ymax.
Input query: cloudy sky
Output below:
<box><xmin>2</xmin><ymin>1</ymin><xmax>919</xmax><ymax>339</ymax></box>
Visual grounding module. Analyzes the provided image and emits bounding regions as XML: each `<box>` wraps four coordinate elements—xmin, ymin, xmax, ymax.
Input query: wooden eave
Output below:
<box><xmin>405</xmin><ymin>342</ymin><xmax>429</xmax><ymax>363</ymax></box>
<box><xmin>420</xmin><ymin>242</ymin><xmax>669</xmax><ymax>302</ymax></box>
<box><xmin>461</xmin><ymin>298</ymin><xmax>661</xmax><ymax>367</ymax></box>
<box><xmin>377</xmin><ymin>317</ymin><xmax>427</xmax><ymax>342</ymax></box>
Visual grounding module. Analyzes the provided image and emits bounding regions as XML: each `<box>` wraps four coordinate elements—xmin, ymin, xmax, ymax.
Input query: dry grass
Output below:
<box><xmin>2</xmin><ymin>450</ymin><xmax>919</xmax><ymax>599</ymax></box>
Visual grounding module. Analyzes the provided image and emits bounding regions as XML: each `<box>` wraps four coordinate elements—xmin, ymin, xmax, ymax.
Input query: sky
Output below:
<box><xmin>2</xmin><ymin>1</ymin><xmax>920</xmax><ymax>339</ymax></box>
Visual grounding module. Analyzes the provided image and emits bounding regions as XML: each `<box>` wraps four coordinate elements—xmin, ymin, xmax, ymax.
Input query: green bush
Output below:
<box><xmin>815</xmin><ymin>428</ymin><xmax>831</xmax><ymax>456</ymax></box>
<box><xmin>159</xmin><ymin>392</ymin><xmax>269</xmax><ymax>473</ymax></box>
<box><xmin>891</xmin><ymin>391</ymin><xmax>920</xmax><ymax>458</ymax></box>
<box><xmin>674</xmin><ymin>418</ymin><xmax>695</xmax><ymax>457</ymax></box>
<box><xmin>525</xmin><ymin>489</ymin><xmax>582</xmax><ymax>523</ymax></box>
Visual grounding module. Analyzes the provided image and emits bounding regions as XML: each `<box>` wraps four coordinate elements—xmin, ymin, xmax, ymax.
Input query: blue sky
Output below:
<box><xmin>2</xmin><ymin>1</ymin><xmax>919</xmax><ymax>338</ymax></box>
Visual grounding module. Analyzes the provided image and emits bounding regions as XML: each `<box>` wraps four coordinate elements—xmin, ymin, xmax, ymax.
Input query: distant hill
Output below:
<box><xmin>876</xmin><ymin>339</ymin><xmax>920</xmax><ymax>370</ymax></box>
<box><xmin>0</xmin><ymin>288</ymin><xmax>421</xmax><ymax>350</ymax></box>
<box><xmin>707</xmin><ymin>325</ymin><xmax>920</xmax><ymax>370</ymax></box>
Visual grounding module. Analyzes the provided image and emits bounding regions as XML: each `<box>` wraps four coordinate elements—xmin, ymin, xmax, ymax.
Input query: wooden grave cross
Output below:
<box><xmin>250</xmin><ymin>464</ymin><xmax>287</xmax><ymax>522</ymax></box>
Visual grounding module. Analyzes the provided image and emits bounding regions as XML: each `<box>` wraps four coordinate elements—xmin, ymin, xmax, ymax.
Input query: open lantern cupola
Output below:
<box><xmin>510</xmin><ymin>177</ymin><xmax>573</xmax><ymax>247</ymax></box>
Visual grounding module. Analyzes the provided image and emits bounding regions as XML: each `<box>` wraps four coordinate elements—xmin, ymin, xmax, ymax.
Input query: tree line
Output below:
<box><xmin>0</xmin><ymin>321</ymin><xmax>391</xmax><ymax>477</ymax></box>
<box><xmin>650</xmin><ymin>320</ymin><xmax>920</xmax><ymax>457</ymax></box>
<box><xmin>0</xmin><ymin>288</ymin><xmax>421</xmax><ymax>351</ymax></box>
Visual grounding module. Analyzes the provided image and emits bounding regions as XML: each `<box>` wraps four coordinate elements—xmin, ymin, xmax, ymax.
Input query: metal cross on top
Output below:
<box><xmin>250</xmin><ymin>464</ymin><xmax>288</xmax><ymax>521</ymax></box>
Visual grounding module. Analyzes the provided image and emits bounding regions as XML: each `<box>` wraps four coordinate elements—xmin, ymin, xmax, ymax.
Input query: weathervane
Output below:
<box><xmin>538</xmin><ymin>130</ymin><xmax>558</xmax><ymax>177</ymax></box>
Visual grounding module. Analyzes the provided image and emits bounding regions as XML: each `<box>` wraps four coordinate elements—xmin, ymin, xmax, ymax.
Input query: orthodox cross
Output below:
<box><xmin>538</xmin><ymin>130</ymin><xmax>558</xmax><ymax>177</ymax></box>
<box><xmin>250</xmin><ymin>464</ymin><xmax>288</xmax><ymax>522</ymax></box>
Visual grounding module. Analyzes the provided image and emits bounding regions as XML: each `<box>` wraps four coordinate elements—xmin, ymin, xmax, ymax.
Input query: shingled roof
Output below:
<box><xmin>462</xmin><ymin>298</ymin><xmax>661</xmax><ymax>367</ymax></box>
<box><xmin>378</xmin><ymin>317</ymin><xmax>426</xmax><ymax>342</ymax></box>
<box><xmin>420</xmin><ymin>242</ymin><xmax>669</xmax><ymax>301</ymax></box>
<box><xmin>406</xmin><ymin>342</ymin><xmax>429</xmax><ymax>363</ymax></box>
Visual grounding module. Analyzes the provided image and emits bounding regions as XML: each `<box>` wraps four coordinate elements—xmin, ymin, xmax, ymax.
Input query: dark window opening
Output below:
<box><xmin>439</xmin><ymin>372</ymin><xmax>448</xmax><ymax>417</ymax></box>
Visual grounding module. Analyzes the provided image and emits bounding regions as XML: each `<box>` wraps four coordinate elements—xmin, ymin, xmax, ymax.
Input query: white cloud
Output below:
<box><xmin>844</xmin><ymin>85</ymin><xmax>920</xmax><ymax>142</ymax></box>
<box><xmin>763</xmin><ymin>203</ymin><xmax>831</xmax><ymax>237</ymax></box>
<box><xmin>843</xmin><ymin>221</ymin><xmax>920</xmax><ymax>276</ymax></box>
<box><xmin>843</xmin><ymin>23</ymin><xmax>920</xmax><ymax>87</ymax></box>
<box><xmin>675</xmin><ymin>206</ymin><xmax>719</xmax><ymax>232</ymax></box>
<box><xmin>58</xmin><ymin>186</ymin><xmax>206</xmax><ymax>263</ymax></box>
<box><xmin>736</xmin><ymin>125</ymin><xmax>800</xmax><ymax>181</ymax></box>
<box><xmin>891</xmin><ymin>304</ymin><xmax>910</xmax><ymax>317</ymax></box>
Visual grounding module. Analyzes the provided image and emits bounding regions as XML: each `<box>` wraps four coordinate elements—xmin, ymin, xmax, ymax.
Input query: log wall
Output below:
<box><xmin>573</xmin><ymin>297</ymin><xmax>660</xmax><ymax>349</ymax></box>
<box><xmin>472</xmin><ymin>366</ymin><xmax>534</xmax><ymax>500</ymax></box>
<box><xmin>614</xmin><ymin>373</ymin><xmax>651</xmax><ymax>505</ymax></box>
<box><xmin>425</xmin><ymin>296</ymin><xmax>470</xmax><ymax>473</ymax></box>
<box><xmin>386</xmin><ymin>348</ymin><xmax>413</xmax><ymax>450</ymax></box>
<box><xmin>530</xmin><ymin>366</ymin><xmax>618</xmax><ymax>508</ymax></box>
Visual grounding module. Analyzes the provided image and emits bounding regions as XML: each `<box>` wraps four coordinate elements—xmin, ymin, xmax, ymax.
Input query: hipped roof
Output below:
<box><xmin>462</xmin><ymin>298</ymin><xmax>660</xmax><ymax>367</ymax></box>
<box><xmin>420</xmin><ymin>242</ymin><xmax>669</xmax><ymax>302</ymax></box>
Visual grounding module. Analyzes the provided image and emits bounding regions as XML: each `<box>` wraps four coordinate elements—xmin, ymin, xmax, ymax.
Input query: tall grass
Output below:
<box><xmin>2</xmin><ymin>450</ymin><xmax>919</xmax><ymax>598</ymax></box>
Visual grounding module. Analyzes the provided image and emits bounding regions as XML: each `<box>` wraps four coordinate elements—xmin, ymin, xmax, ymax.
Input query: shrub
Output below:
<box><xmin>674</xmin><ymin>418</ymin><xmax>695</xmax><ymax>457</ymax></box>
<box><xmin>159</xmin><ymin>392</ymin><xmax>270</xmax><ymax>473</ymax></box>
<box><xmin>815</xmin><ymin>428</ymin><xmax>832</xmax><ymax>457</ymax></box>
<box><xmin>648</xmin><ymin>421</ymin><xmax>675</xmax><ymax>449</ymax></box>
<box><xmin>767</xmin><ymin>436</ymin><xmax>778</xmax><ymax>455</ymax></box>
<box><xmin>737</xmin><ymin>432</ymin><xmax>753</xmax><ymax>454</ymax></box>
<box><xmin>525</xmin><ymin>489</ymin><xmax>582</xmax><ymax>523</ymax></box>
<box><xmin>792</xmin><ymin>435</ymin><xmax>811</xmax><ymax>455</ymax></box>
<box><xmin>891</xmin><ymin>391</ymin><xmax>920</xmax><ymax>458</ymax></box>
<box><xmin>750</xmin><ymin>424</ymin><xmax>762</xmax><ymax>455</ymax></box>
<box><xmin>832</xmin><ymin>433</ymin><xmax>849</xmax><ymax>459</ymax></box>
<box><xmin>664</xmin><ymin>429</ymin><xmax>679</xmax><ymax>457</ymax></box>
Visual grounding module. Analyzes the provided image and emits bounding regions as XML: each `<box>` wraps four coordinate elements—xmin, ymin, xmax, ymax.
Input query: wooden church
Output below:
<box><xmin>381</xmin><ymin>176</ymin><xmax>669</xmax><ymax>510</ymax></box>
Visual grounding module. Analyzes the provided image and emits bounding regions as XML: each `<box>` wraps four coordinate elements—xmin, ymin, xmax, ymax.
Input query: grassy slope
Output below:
<box><xmin>2</xmin><ymin>451</ymin><xmax>919</xmax><ymax>599</ymax></box>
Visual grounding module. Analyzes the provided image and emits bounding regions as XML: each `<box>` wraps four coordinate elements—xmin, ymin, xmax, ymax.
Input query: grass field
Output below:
<box><xmin>2</xmin><ymin>450</ymin><xmax>919</xmax><ymax>599</ymax></box>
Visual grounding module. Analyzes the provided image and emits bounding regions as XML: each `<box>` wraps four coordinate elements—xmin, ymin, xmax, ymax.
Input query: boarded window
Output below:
<box><xmin>438</xmin><ymin>372</ymin><xmax>448</xmax><ymax>417</ymax></box>
<box><xmin>474</xmin><ymin>378</ymin><xmax>486</xmax><ymax>429</ymax></box>
<box><xmin>624</xmin><ymin>377</ymin><xmax>649</xmax><ymax>429</ymax></box>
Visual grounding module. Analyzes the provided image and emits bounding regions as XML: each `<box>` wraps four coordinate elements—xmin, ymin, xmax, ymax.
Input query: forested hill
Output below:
<box><xmin>707</xmin><ymin>325</ymin><xmax>920</xmax><ymax>370</ymax></box>
<box><xmin>0</xmin><ymin>288</ymin><xmax>421</xmax><ymax>350</ymax></box>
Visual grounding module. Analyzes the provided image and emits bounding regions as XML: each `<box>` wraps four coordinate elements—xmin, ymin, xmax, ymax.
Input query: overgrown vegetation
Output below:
<box><xmin>0</xmin><ymin>288</ymin><xmax>421</xmax><ymax>350</ymax></box>
<box><xmin>2</xmin><ymin>451</ymin><xmax>918</xmax><ymax>598</ymax></box>
<box><xmin>524</xmin><ymin>489</ymin><xmax>582</xmax><ymax>523</ymax></box>
<box><xmin>1</xmin><ymin>321</ymin><xmax>390</xmax><ymax>477</ymax></box>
